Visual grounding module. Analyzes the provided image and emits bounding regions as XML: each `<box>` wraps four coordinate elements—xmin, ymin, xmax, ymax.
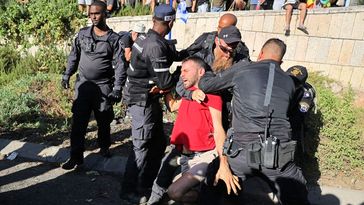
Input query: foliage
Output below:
<box><xmin>114</xmin><ymin>4</ymin><xmax>151</xmax><ymax>17</ymax></box>
<box><xmin>34</xmin><ymin>46</ymin><xmax>68</xmax><ymax>74</ymax></box>
<box><xmin>0</xmin><ymin>44</ymin><xmax>67</xmax><ymax>85</ymax></box>
<box><xmin>0</xmin><ymin>74</ymin><xmax>41</xmax><ymax>129</ymax></box>
<box><xmin>0</xmin><ymin>0</ymin><xmax>85</xmax><ymax>47</ymax></box>
<box><xmin>0</xmin><ymin>72</ymin><xmax>72</xmax><ymax>134</ymax></box>
<box><xmin>304</xmin><ymin>73</ymin><xmax>364</xmax><ymax>173</ymax></box>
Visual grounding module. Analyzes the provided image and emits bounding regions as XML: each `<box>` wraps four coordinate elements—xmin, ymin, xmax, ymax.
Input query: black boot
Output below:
<box><xmin>61</xmin><ymin>158</ymin><xmax>83</xmax><ymax>170</ymax></box>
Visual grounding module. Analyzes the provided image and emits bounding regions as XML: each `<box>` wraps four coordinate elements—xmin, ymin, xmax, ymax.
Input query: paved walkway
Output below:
<box><xmin>1</xmin><ymin>139</ymin><xmax>364</xmax><ymax>205</ymax></box>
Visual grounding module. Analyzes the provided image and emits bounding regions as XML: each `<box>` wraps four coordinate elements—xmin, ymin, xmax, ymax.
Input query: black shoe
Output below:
<box><xmin>61</xmin><ymin>158</ymin><xmax>83</xmax><ymax>170</ymax></box>
<box><xmin>99</xmin><ymin>148</ymin><xmax>111</xmax><ymax>158</ymax></box>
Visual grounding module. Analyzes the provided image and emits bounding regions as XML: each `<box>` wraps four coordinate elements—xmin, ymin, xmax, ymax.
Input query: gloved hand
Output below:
<box><xmin>61</xmin><ymin>75</ymin><xmax>70</xmax><ymax>89</ymax></box>
<box><xmin>108</xmin><ymin>89</ymin><xmax>122</xmax><ymax>104</ymax></box>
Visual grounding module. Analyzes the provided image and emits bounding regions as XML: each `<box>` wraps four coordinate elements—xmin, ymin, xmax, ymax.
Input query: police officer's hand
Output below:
<box><xmin>61</xmin><ymin>75</ymin><xmax>70</xmax><ymax>89</ymax></box>
<box><xmin>108</xmin><ymin>89</ymin><xmax>122</xmax><ymax>104</ymax></box>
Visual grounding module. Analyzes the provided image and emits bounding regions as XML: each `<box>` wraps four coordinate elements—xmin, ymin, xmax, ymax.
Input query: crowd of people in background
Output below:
<box><xmin>78</xmin><ymin>0</ymin><xmax>350</xmax><ymax>17</ymax></box>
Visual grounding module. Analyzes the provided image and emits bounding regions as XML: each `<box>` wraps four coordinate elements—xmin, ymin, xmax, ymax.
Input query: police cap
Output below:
<box><xmin>287</xmin><ymin>65</ymin><xmax>308</xmax><ymax>84</ymax></box>
<box><xmin>154</xmin><ymin>4</ymin><xmax>176</xmax><ymax>22</ymax></box>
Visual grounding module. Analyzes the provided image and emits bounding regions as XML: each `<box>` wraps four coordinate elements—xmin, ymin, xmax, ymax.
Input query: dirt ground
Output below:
<box><xmin>1</xmin><ymin>116</ymin><xmax>363</xmax><ymax>191</ymax></box>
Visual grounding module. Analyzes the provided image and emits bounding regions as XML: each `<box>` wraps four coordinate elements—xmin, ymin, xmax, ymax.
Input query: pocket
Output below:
<box><xmin>278</xmin><ymin>141</ymin><xmax>297</xmax><ymax>168</ymax></box>
<box><xmin>246</xmin><ymin>141</ymin><xmax>262</xmax><ymax>169</ymax></box>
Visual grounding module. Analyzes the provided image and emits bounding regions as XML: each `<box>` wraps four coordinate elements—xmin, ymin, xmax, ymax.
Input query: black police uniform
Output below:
<box><xmin>63</xmin><ymin>25</ymin><xmax>126</xmax><ymax>162</ymax></box>
<box><xmin>198</xmin><ymin>60</ymin><xmax>310</xmax><ymax>205</ymax></box>
<box><xmin>121</xmin><ymin>6</ymin><xmax>177</xmax><ymax>197</ymax></box>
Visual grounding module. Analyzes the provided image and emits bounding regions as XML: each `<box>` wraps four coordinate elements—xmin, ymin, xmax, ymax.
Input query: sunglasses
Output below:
<box><xmin>217</xmin><ymin>38</ymin><xmax>235</xmax><ymax>54</ymax></box>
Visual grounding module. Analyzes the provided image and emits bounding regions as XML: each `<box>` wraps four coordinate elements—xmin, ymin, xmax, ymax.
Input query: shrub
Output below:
<box><xmin>114</xmin><ymin>4</ymin><xmax>151</xmax><ymax>17</ymax></box>
<box><xmin>0</xmin><ymin>74</ymin><xmax>41</xmax><ymax>129</ymax></box>
<box><xmin>0</xmin><ymin>72</ymin><xmax>72</xmax><ymax>133</ymax></box>
<box><xmin>304</xmin><ymin>73</ymin><xmax>364</xmax><ymax>173</ymax></box>
<box><xmin>0</xmin><ymin>0</ymin><xmax>85</xmax><ymax>47</ymax></box>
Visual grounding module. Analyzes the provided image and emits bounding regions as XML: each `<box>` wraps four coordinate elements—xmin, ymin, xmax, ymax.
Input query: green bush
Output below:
<box><xmin>35</xmin><ymin>46</ymin><xmax>68</xmax><ymax>74</ymax></box>
<box><xmin>114</xmin><ymin>4</ymin><xmax>151</xmax><ymax>17</ymax></box>
<box><xmin>0</xmin><ymin>72</ymin><xmax>71</xmax><ymax>133</ymax></box>
<box><xmin>0</xmin><ymin>74</ymin><xmax>41</xmax><ymax>129</ymax></box>
<box><xmin>0</xmin><ymin>44</ymin><xmax>21</xmax><ymax>74</ymax></box>
<box><xmin>0</xmin><ymin>0</ymin><xmax>85</xmax><ymax>47</ymax></box>
<box><xmin>305</xmin><ymin>73</ymin><xmax>364</xmax><ymax>173</ymax></box>
<box><xmin>0</xmin><ymin>45</ymin><xmax>67</xmax><ymax>85</ymax></box>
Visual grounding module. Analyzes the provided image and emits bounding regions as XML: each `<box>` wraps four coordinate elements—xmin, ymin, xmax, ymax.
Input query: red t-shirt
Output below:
<box><xmin>170</xmin><ymin>88</ymin><xmax>222</xmax><ymax>152</ymax></box>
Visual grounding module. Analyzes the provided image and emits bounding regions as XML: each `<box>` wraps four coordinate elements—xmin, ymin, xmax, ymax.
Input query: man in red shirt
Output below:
<box><xmin>164</xmin><ymin>56</ymin><xmax>240</xmax><ymax>204</ymax></box>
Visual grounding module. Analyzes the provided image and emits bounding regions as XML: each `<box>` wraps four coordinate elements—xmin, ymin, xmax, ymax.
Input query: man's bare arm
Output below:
<box><xmin>209</xmin><ymin>106</ymin><xmax>241</xmax><ymax>195</ymax></box>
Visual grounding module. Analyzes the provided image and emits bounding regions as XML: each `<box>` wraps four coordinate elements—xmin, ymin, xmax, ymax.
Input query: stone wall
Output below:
<box><xmin>107</xmin><ymin>6</ymin><xmax>364</xmax><ymax>90</ymax></box>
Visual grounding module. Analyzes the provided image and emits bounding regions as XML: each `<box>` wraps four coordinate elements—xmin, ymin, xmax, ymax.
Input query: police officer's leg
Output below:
<box><xmin>140</xmin><ymin>99</ymin><xmax>167</xmax><ymax>189</ymax></box>
<box><xmin>94</xmin><ymin>84</ymin><xmax>114</xmax><ymax>155</ymax></box>
<box><xmin>121</xmin><ymin>104</ymin><xmax>153</xmax><ymax>195</ymax></box>
<box><xmin>263</xmin><ymin>162</ymin><xmax>310</xmax><ymax>205</ymax></box>
<box><xmin>63</xmin><ymin>81</ymin><xmax>93</xmax><ymax>169</ymax></box>
<box><xmin>94</xmin><ymin>109</ymin><xmax>114</xmax><ymax>154</ymax></box>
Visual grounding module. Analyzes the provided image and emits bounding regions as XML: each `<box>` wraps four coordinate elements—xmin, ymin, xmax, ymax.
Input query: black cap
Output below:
<box><xmin>218</xmin><ymin>26</ymin><xmax>242</xmax><ymax>44</ymax></box>
<box><xmin>154</xmin><ymin>4</ymin><xmax>176</xmax><ymax>22</ymax></box>
<box><xmin>287</xmin><ymin>65</ymin><xmax>308</xmax><ymax>84</ymax></box>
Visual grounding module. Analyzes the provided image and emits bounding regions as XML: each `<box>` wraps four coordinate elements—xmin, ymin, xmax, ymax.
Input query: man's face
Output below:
<box><xmin>212</xmin><ymin>38</ymin><xmax>236</xmax><ymax>72</ymax></box>
<box><xmin>89</xmin><ymin>5</ymin><xmax>105</xmax><ymax>27</ymax></box>
<box><xmin>180</xmin><ymin>61</ymin><xmax>204</xmax><ymax>89</ymax></box>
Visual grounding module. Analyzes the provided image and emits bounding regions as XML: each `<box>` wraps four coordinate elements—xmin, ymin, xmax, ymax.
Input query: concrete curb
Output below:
<box><xmin>0</xmin><ymin>139</ymin><xmax>127</xmax><ymax>175</ymax></box>
<box><xmin>1</xmin><ymin>138</ymin><xmax>364</xmax><ymax>205</ymax></box>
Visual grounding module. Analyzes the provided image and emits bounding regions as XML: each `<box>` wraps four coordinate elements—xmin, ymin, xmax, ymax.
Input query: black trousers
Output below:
<box><xmin>121</xmin><ymin>98</ymin><xmax>167</xmax><ymax>194</ymax></box>
<box><xmin>70</xmin><ymin>80</ymin><xmax>114</xmax><ymax>161</ymax></box>
<box><xmin>200</xmin><ymin>136</ymin><xmax>310</xmax><ymax>205</ymax></box>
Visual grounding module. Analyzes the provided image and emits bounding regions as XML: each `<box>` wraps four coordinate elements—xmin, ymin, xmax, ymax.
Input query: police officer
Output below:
<box><xmin>61</xmin><ymin>0</ymin><xmax>126</xmax><ymax>170</ymax></box>
<box><xmin>120</xmin><ymin>4</ymin><xmax>177</xmax><ymax>204</ymax></box>
<box><xmin>177</xmin><ymin>13</ymin><xmax>250</xmax><ymax>67</ymax></box>
<box><xmin>198</xmin><ymin>38</ymin><xmax>310</xmax><ymax>205</ymax></box>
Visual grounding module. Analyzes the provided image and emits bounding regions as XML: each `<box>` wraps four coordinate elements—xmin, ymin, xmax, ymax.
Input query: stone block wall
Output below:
<box><xmin>107</xmin><ymin>6</ymin><xmax>364</xmax><ymax>90</ymax></box>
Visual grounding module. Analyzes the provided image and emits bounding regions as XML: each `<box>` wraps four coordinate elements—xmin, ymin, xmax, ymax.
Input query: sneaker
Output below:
<box><xmin>61</xmin><ymin>158</ymin><xmax>83</xmax><ymax>170</ymax></box>
<box><xmin>297</xmin><ymin>25</ymin><xmax>309</xmax><ymax>35</ymax></box>
<box><xmin>99</xmin><ymin>148</ymin><xmax>111</xmax><ymax>158</ymax></box>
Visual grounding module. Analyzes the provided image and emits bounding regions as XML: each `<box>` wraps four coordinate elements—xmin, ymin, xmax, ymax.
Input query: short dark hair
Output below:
<box><xmin>262</xmin><ymin>38</ymin><xmax>287</xmax><ymax>60</ymax></box>
<box><xmin>182</xmin><ymin>56</ymin><xmax>209</xmax><ymax>71</ymax></box>
<box><xmin>91</xmin><ymin>0</ymin><xmax>107</xmax><ymax>12</ymax></box>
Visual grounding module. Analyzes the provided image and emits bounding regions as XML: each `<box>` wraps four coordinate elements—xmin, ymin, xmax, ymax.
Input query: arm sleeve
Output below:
<box><xmin>64</xmin><ymin>33</ymin><xmax>81</xmax><ymax>77</ymax></box>
<box><xmin>148</xmin><ymin>42</ymin><xmax>174</xmax><ymax>90</ymax></box>
<box><xmin>198</xmin><ymin>68</ymin><xmax>236</xmax><ymax>93</ymax></box>
<box><xmin>112</xmin><ymin>37</ymin><xmax>127</xmax><ymax>91</ymax></box>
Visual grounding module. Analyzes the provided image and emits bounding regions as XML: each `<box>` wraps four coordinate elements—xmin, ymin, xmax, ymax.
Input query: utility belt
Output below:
<box><xmin>223</xmin><ymin>131</ymin><xmax>296</xmax><ymax>170</ymax></box>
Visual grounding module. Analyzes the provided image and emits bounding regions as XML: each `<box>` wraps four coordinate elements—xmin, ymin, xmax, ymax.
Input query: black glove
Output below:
<box><xmin>108</xmin><ymin>89</ymin><xmax>122</xmax><ymax>104</ymax></box>
<box><xmin>61</xmin><ymin>75</ymin><xmax>70</xmax><ymax>89</ymax></box>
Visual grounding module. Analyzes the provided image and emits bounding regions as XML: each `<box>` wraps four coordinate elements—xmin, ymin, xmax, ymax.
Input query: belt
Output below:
<box><xmin>181</xmin><ymin>150</ymin><xmax>205</xmax><ymax>157</ymax></box>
